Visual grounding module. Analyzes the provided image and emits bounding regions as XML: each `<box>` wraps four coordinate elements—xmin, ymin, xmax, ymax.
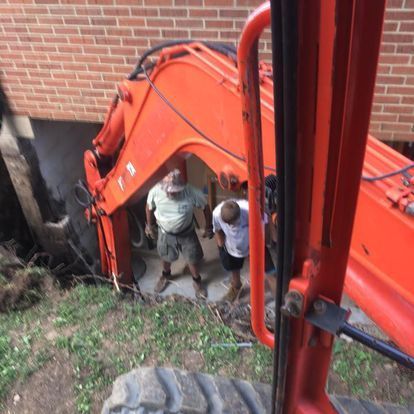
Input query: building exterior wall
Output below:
<box><xmin>1</xmin><ymin>0</ymin><xmax>413</xmax><ymax>142</ymax></box>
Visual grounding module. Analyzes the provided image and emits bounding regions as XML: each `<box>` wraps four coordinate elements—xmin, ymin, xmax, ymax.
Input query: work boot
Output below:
<box><xmin>154</xmin><ymin>271</ymin><xmax>171</xmax><ymax>294</ymax></box>
<box><xmin>193</xmin><ymin>277</ymin><xmax>207</xmax><ymax>300</ymax></box>
<box><xmin>221</xmin><ymin>284</ymin><xmax>242</xmax><ymax>303</ymax></box>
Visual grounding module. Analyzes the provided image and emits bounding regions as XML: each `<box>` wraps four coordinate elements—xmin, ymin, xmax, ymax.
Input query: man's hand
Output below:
<box><xmin>202</xmin><ymin>226</ymin><xmax>214</xmax><ymax>239</ymax></box>
<box><xmin>145</xmin><ymin>223</ymin><xmax>157</xmax><ymax>240</ymax></box>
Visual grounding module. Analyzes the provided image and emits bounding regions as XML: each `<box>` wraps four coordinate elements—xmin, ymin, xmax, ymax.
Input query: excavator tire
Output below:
<box><xmin>101</xmin><ymin>367</ymin><xmax>411</xmax><ymax>414</ymax></box>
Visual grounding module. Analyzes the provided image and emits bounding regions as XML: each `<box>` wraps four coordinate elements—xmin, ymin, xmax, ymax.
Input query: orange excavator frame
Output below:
<box><xmin>84</xmin><ymin>1</ymin><xmax>413</xmax><ymax>411</ymax></box>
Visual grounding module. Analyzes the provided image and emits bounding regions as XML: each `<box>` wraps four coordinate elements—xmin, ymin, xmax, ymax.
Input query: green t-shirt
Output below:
<box><xmin>147</xmin><ymin>183</ymin><xmax>206</xmax><ymax>233</ymax></box>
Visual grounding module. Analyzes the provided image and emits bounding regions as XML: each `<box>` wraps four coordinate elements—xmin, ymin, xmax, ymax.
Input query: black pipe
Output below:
<box><xmin>341</xmin><ymin>323</ymin><xmax>414</xmax><ymax>370</ymax></box>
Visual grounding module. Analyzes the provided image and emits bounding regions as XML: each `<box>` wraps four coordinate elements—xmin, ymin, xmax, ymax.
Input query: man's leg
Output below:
<box><xmin>180</xmin><ymin>230</ymin><xmax>207</xmax><ymax>299</ymax></box>
<box><xmin>231</xmin><ymin>270</ymin><xmax>242</xmax><ymax>289</ymax></box>
<box><xmin>218</xmin><ymin>246</ymin><xmax>244</xmax><ymax>302</ymax></box>
<box><xmin>154</xmin><ymin>231</ymin><xmax>178</xmax><ymax>294</ymax></box>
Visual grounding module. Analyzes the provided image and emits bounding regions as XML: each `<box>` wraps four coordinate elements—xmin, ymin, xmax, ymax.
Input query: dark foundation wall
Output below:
<box><xmin>28</xmin><ymin>119</ymin><xmax>102</xmax><ymax>262</ymax></box>
<box><xmin>0</xmin><ymin>148</ymin><xmax>32</xmax><ymax>251</ymax></box>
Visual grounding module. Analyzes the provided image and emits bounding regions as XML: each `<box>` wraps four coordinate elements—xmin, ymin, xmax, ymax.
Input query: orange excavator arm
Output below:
<box><xmin>83</xmin><ymin>23</ymin><xmax>414</xmax><ymax>360</ymax></box>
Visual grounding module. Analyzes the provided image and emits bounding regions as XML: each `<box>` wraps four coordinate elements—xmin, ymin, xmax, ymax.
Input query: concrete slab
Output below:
<box><xmin>132</xmin><ymin>229</ymin><xmax>381</xmax><ymax>337</ymax></box>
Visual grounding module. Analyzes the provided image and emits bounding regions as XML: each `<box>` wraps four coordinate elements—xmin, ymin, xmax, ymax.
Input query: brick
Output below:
<box><xmin>49</xmin><ymin>7</ymin><xmax>76</xmax><ymax>15</ymax></box>
<box><xmin>376</xmin><ymin>75</ymin><xmax>405</xmax><ymax>85</ymax></box>
<box><xmin>69</xmin><ymin>36</ymin><xmax>95</xmax><ymax>44</ymax></box>
<box><xmin>117</xmin><ymin>17</ymin><xmax>146</xmax><ymax>26</ymax></box>
<box><xmin>383</xmin><ymin>104</ymin><xmax>414</xmax><ymax>114</ymax></box>
<box><xmin>91</xmin><ymin>81</ymin><xmax>116</xmax><ymax>90</ymax></box>
<box><xmin>87</xmin><ymin>63</ymin><xmax>114</xmax><ymax>72</ymax></box>
<box><xmin>133</xmin><ymin>28</ymin><xmax>161</xmax><ymax>37</ymax></box>
<box><xmin>160</xmin><ymin>8</ymin><xmax>188</xmax><ymax>17</ymax></box>
<box><xmin>205</xmin><ymin>19</ymin><xmax>234</xmax><ymax>29</ymax></box>
<box><xmin>398</xmin><ymin>114</ymin><xmax>414</xmax><ymax>123</ymax></box>
<box><xmin>63</xmin><ymin>16</ymin><xmax>90</xmax><ymax>25</ymax></box>
<box><xmin>37</xmin><ymin>16</ymin><xmax>64</xmax><ymax>24</ymax></box>
<box><xmin>31</xmin><ymin>26</ymin><xmax>55</xmax><ymax>34</ymax></box>
<box><xmin>190</xmin><ymin>30</ymin><xmax>219</xmax><ymax>39</ymax></box>
<box><xmin>373</xmin><ymin>95</ymin><xmax>401</xmax><ymax>104</ymax></box>
<box><xmin>382</xmin><ymin>33</ymin><xmax>414</xmax><ymax>43</ymax></box>
<box><xmin>400</xmin><ymin>22</ymin><xmax>414</xmax><ymax>32</ymax></box>
<box><xmin>57</xmin><ymin>45</ymin><xmax>83</xmax><ymax>53</ymax></box>
<box><xmin>396</xmin><ymin>44</ymin><xmax>414</xmax><ymax>53</ymax></box>
<box><xmin>23</xmin><ymin>6</ymin><xmax>48</xmax><ymax>14</ymax></box>
<box><xmin>386</xmin><ymin>0</ymin><xmax>403</xmax><ymax>7</ymax></box>
<box><xmin>379</xmin><ymin>54</ymin><xmax>410</xmax><ymax>64</ymax></box>
<box><xmin>189</xmin><ymin>9</ymin><xmax>217</xmax><ymax>17</ymax></box>
<box><xmin>146</xmin><ymin>18</ymin><xmax>174</xmax><ymax>27</ymax></box>
<box><xmin>109</xmin><ymin>46</ymin><xmax>137</xmax><ymax>56</ymax></box>
<box><xmin>90</xmin><ymin>17</ymin><xmax>118</xmax><ymax>25</ymax></box>
<box><xmin>52</xmin><ymin>71</ymin><xmax>77</xmax><ymax>80</ymax></box>
<box><xmin>391</xmin><ymin>65</ymin><xmax>414</xmax><ymax>75</ymax></box>
<box><xmin>381</xmin><ymin>123</ymin><xmax>412</xmax><ymax>132</ymax></box>
<box><xmin>79</xmin><ymin>27</ymin><xmax>105</xmax><ymax>35</ymax></box>
<box><xmin>122</xmin><ymin>38</ymin><xmax>150</xmax><ymax>47</ymax></box>
<box><xmin>162</xmin><ymin>29</ymin><xmax>190</xmax><ymax>38</ymax></box>
<box><xmin>174</xmin><ymin>0</ymin><xmax>202</xmax><ymax>5</ymax></box>
<box><xmin>380</xmin><ymin>44</ymin><xmax>396</xmax><ymax>53</ymax></box>
<box><xmin>385</xmin><ymin>10</ymin><xmax>414</xmax><ymax>20</ymax></box>
<box><xmin>392</xmin><ymin>132</ymin><xmax>414</xmax><ymax>141</ymax></box>
<box><xmin>205</xmin><ymin>0</ymin><xmax>234</xmax><ymax>5</ymax></box>
<box><xmin>82</xmin><ymin>45</ymin><xmax>110</xmax><ymax>54</ymax></box>
<box><xmin>106</xmin><ymin>27</ymin><xmax>133</xmax><ymax>36</ymax></box>
<box><xmin>146</xmin><ymin>0</ymin><xmax>172</xmax><ymax>4</ymax></box>
<box><xmin>75</xmin><ymin>6</ymin><xmax>102</xmax><ymax>15</ymax></box>
<box><xmin>370</xmin><ymin>112</ymin><xmax>398</xmax><ymax>122</ymax></box>
<box><xmin>175</xmin><ymin>18</ymin><xmax>203</xmax><ymax>28</ymax></box>
<box><xmin>12</xmin><ymin>16</ymin><xmax>37</xmax><ymax>24</ymax></box>
<box><xmin>387</xmin><ymin>86</ymin><xmax>414</xmax><ymax>95</ymax></box>
<box><xmin>99</xmin><ymin>56</ymin><xmax>125</xmax><ymax>64</ymax></box>
<box><xmin>103</xmin><ymin>8</ymin><xmax>131</xmax><ymax>16</ymax></box>
<box><xmin>94</xmin><ymin>36</ymin><xmax>121</xmax><ymax>45</ymax></box>
<box><xmin>130</xmin><ymin>7</ymin><xmax>158</xmax><ymax>16</ymax></box>
<box><xmin>220</xmin><ymin>9</ymin><xmax>248</xmax><ymax>18</ymax></box>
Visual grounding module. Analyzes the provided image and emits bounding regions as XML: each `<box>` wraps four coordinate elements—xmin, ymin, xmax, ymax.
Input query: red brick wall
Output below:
<box><xmin>0</xmin><ymin>0</ymin><xmax>413</xmax><ymax>142</ymax></box>
<box><xmin>371</xmin><ymin>0</ymin><xmax>414</xmax><ymax>142</ymax></box>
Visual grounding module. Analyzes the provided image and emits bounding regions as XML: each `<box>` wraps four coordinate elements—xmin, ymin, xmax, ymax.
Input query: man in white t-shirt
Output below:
<box><xmin>145</xmin><ymin>169</ymin><xmax>213</xmax><ymax>299</ymax></box>
<box><xmin>213</xmin><ymin>198</ymin><xmax>275</xmax><ymax>302</ymax></box>
<box><xmin>212</xmin><ymin>199</ymin><xmax>250</xmax><ymax>302</ymax></box>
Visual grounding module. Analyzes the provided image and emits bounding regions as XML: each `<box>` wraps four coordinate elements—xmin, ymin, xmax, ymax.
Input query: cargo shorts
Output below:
<box><xmin>157</xmin><ymin>227</ymin><xmax>204</xmax><ymax>264</ymax></box>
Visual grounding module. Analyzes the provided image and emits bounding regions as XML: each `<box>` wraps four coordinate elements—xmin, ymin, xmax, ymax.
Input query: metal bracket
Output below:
<box><xmin>305</xmin><ymin>299</ymin><xmax>348</xmax><ymax>335</ymax></box>
<box><xmin>305</xmin><ymin>298</ymin><xmax>414</xmax><ymax>370</ymax></box>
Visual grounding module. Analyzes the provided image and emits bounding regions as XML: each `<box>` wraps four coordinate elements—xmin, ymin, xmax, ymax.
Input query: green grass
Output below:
<box><xmin>2</xmin><ymin>283</ymin><xmax>411</xmax><ymax>414</ymax></box>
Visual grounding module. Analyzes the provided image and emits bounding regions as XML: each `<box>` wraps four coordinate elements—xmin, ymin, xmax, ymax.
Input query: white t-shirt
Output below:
<box><xmin>212</xmin><ymin>199</ymin><xmax>250</xmax><ymax>258</ymax></box>
<box><xmin>147</xmin><ymin>183</ymin><xmax>207</xmax><ymax>233</ymax></box>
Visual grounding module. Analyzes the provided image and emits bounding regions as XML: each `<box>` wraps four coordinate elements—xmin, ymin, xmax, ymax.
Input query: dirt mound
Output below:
<box><xmin>0</xmin><ymin>247</ymin><xmax>51</xmax><ymax>312</ymax></box>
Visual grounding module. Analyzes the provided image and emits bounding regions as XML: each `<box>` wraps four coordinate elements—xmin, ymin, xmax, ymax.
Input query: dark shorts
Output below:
<box><xmin>265</xmin><ymin>246</ymin><xmax>277</xmax><ymax>275</ymax></box>
<box><xmin>218</xmin><ymin>245</ymin><xmax>277</xmax><ymax>273</ymax></box>
<box><xmin>218</xmin><ymin>246</ymin><xmax>245</xmax><ymax>271</ymax></box>
<box><xmin>157</xmin><ymin>227</ymin><xmax>204</xmax><ymax>264</ymax></box>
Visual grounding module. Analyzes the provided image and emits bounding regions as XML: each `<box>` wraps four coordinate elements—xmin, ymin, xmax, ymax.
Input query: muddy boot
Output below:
<box><xmin>154</xmin><ymin>270</ymin><xmax>171</xmax><ymax>294</ymax></box>
<box><xmin>221</xmin><ymin>284</ymin><xmax>242</xmax><ymax>303</ymax></box>
<box><xmin>192</xmin><ymin>276</ymin><xmax>207</xmax><ymax>300</ymax></box>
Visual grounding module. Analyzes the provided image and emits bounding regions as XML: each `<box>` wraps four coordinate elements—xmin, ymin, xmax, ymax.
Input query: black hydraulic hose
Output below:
<box><xmin>270</xmin><ymin>1</ymin><xmax>286</xmax><ymax>412</ymax></box>
<box><xmin>270</xmin><ymin>1</ymin><xmax>298</xmax><ymax>413</ymax></box>
<box><xmin>340</xmin><ymin>323</ymin><xmax>414</xmax><ymax>370</ymax></box>
<box><xmin>128</xmin><ymin>40</ymin><xmax>237</xmax><ymax>80</ymax></box>
<box><xmin>141</xmin><ymin>65</ymin><xmax>277</xmax><ymax>173</ymax></box>
<box><xmin>362</xmin><ymin>163</ymin><xmax>414</xmax><ymax>182</ymax></box>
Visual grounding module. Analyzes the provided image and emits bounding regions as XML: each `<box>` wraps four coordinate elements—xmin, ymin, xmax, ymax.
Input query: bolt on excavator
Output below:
<box><xmin>80</xmin><ymin>1</ymin><xmax>413</xmax><ymax>412</ymax></box>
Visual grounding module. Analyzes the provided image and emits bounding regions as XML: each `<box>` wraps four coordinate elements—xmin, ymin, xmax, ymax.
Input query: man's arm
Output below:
<box><xmin>202</xmin><ymin>205</ymin><xmax>214</xmax><ymax>238</ymax></box>
<box><xmin>214</xmin><ymin>230</ymin><xmax>225</xmax><ymax>247</ymax></box>
<box><xmin>145</xmin><ymin>204</ymin><xmax>157</xmax><ymax>239</ymax></box>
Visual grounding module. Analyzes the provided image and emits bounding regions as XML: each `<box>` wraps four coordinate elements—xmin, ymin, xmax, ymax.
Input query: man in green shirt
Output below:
<box><xmin>145</xmin><ymin>169</ymin><xmax>213</xmax><ymax>299</ymax></box>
